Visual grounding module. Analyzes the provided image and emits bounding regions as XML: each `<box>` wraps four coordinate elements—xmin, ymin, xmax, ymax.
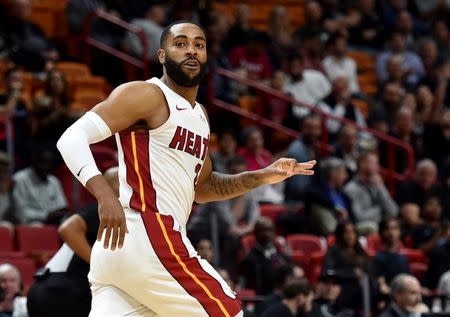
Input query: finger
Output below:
<box><xmin>294</xmin><ymin>163</ymin><xmax>316</xmax><ymax>171</ymax></box>
<box><xmin>294</xmin><ymin>169</ymin><xmax>315</xmax><ymax>176</ymax></box>
<box><xmin>111</xmin><ymin>224</ymin><xmax>119</xmax><ymax>251</ymax></box>
<box><xmin>118</xmin><ymin>220</ymin><xmax>126</xmax><ymax>249</ymax></box>
<box><xmin>103</xmin><ymin>226</ymin><xmax>113</xmax><ymax>249</ymax></box>
<box><xmin>97</xmin><ymin>221</ymin><xmax>104</xmax><ymax>241</ymax></box>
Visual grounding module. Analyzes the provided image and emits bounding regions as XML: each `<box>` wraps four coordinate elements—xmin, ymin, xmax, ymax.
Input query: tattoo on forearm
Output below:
<box><xmin>208</xmin><ymin>172</ymin><xmax>263</xmax><ymax>197</ymax></box>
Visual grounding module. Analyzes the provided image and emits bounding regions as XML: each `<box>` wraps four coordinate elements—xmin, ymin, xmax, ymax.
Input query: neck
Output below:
<box><xmin>385</xmin><ymin>241</ymin><xmax>400</xmax><ymax>252</ymax></box>
<box><xmin>282</xmin><ymin>299</ymin><xmax>298</xmax><ymax>315</ymax></box>
<box><xmin>162</xmin><ymin>74</ymin><xmax>198</xmax><ymax>107</ymax></box>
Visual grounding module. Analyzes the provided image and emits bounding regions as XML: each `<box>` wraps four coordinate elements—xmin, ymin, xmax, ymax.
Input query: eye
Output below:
<box><xmin>196</xmin><ymin>43</ymin><xmax>205</xmax><ymax>49</ymax></box>
<box><xmin>175</xmin><ymin>42</ymin><xmax>186</xmax><ymax>47</ymax></box>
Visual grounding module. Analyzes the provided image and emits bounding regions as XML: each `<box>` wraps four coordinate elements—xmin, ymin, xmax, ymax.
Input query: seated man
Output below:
<box><xmin>241</xmin><ymin>217</ymin><xmax>291</xmax><ymax>295</ymax></box>
<box><xmin>12</xmin><ymin>149</ymin><xmax>68</xmax><ymax>224</ymax></box>
<box><xmin>344</xmin><ymin>151</ymin><xmax>398</xmax><ymax>234</ymax></box>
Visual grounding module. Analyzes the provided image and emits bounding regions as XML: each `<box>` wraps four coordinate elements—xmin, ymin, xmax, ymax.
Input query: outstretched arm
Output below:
<box><xmin>195</xmin><ymin>154</ymin><xmax>316</xmax><ymax>203</ymax></box>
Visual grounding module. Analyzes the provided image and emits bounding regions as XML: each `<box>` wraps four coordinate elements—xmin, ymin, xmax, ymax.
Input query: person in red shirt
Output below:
<box><xmin>228</xmin><ymin>31</ymin><xmax>273</xmax><ymax>81</ymax></box>
<box><xmin>238</xmin><ymin>126</ymin><xmax>273</xmax><ymax>171</ymax></box>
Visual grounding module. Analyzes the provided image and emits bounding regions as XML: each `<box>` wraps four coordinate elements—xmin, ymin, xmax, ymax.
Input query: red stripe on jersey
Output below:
<box><xmin>119</xmin><ymin>131</ymin><xmax>156</xmax><ymax>213</ymax></box>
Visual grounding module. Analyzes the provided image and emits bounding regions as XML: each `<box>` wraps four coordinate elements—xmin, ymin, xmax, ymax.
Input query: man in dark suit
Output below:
<box><xmin>379</xmin><ymin>274</ymin><xmax>428</xmax><ymax>317</ymax></box>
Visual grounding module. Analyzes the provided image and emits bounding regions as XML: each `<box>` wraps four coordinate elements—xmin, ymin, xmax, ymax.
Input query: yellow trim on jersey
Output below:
<box><xmin>155</xmin><ymin>212</ymin><xmax>231</xmax><ymax>317</ymax></box>
<box><xmin>131</xmin><ymin>131</ymin><xmax>146</xmax><ymax>213</ymax></box>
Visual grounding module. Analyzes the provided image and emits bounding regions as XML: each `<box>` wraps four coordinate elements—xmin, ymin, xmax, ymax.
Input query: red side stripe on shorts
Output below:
<box><xmin>141</xmin><ymin>212</ymin><xmax>241</xmax><ymax>317</ymax></box>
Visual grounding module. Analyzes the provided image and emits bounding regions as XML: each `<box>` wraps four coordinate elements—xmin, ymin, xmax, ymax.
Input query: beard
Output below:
<box><xmin>164</xmin><ymin>56</ymin><xmax>207</xmax><ymax>88</ymax></box>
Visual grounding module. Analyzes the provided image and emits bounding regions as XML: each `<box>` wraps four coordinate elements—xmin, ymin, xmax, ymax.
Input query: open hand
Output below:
<box><xmin>97</xmin><ymin>195</ymin><xmax>127</xmax><ymax>250</ymax></box>
<box><xmin>261</xmin><ymin>158</ymin><xmax>316</xmax><ymax>185</ymax></box>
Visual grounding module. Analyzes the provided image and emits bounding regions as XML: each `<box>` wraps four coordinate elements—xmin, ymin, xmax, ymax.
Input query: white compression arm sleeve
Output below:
<box><xmin>57</xmin><ymin>111</ymin><xmax>112</xmax><ymax>186</ymax></box>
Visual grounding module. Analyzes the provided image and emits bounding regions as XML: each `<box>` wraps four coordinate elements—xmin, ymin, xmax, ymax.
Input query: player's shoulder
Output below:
<box><xmin>110</xmin><ymin>80</ymin><xmax>164</xmax><ymax>102</ymax></box>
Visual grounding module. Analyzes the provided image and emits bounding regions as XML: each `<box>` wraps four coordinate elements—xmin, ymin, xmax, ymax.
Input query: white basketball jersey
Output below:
<box><xmin>115</xmin><ymin>78</ymin><xmax>210</xmax><ymax>228</ymax></box>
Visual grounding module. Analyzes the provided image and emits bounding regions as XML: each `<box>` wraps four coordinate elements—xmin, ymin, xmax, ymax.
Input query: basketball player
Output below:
<box><xmin>57</xmin><ymin>21</ymin><xmax>316</xmax><ymax>317</ymax></box>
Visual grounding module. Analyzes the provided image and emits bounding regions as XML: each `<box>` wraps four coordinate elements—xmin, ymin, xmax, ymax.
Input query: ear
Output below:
<box><xmin>157</xmin><ymin>48</ymin><xmax>166</xmax><ymax>65</ymax></box>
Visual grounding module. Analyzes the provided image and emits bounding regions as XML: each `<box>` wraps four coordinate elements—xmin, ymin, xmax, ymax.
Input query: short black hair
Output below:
<box><xmin>282</xmin><ymin>278</ymin><xmax>312</xmax><ymax>299</ymax></box>
<box><xmin>160</xmin><ymin>20</ymin><xmax>206</xmax><ymax>48</ymax></box>
<box><xmin>274</xmin><ymin>264</ymin><xmax>294</xmax><ymax>289</ymax></box>
<box><xmin>379</xmin><ymin>216</ymin><xmax>399</xmax><ymax>235</ymax></box>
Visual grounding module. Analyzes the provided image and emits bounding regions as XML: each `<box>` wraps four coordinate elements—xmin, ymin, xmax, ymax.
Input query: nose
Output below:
<box><xmin>186</xmin><ymin>43</ymin><xmax>198</xmax><ymax>56</ymax></box>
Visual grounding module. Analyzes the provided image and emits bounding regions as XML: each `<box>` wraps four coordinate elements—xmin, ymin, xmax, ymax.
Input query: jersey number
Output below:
<box><xmin>194</xmin><ymin>163</ymin><xmax>202</xmax><ymax>186</ymax></box>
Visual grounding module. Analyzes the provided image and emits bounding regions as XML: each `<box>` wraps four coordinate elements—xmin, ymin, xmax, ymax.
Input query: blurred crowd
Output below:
<box><xmin>0</xmin><ymin>0</ymin><xmax>450</xmax><ymax>316</ymax></box>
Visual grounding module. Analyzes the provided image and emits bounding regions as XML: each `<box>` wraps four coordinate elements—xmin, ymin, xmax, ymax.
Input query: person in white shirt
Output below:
<box><xmin>283</xmin><ymin>54</ymin><xmax>331</xmax><ymax>119</ymax></box>
<box><xmin>13</xmin><ymin>149</ymin><xmax>68</xmax><ymax>224</ymax></box>
<box><xmin>322</xmin><ymin>33</ymin><xmax>360</xmax><ymax>94</ymax></box>
<box><xmin>124</xmin><ymin>4</ymin><xmax>166</xmax><ymax>60</ymax></box>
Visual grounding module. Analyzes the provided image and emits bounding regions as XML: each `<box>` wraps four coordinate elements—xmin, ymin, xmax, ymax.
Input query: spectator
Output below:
<box><xmin>432</xmin><ymin>270</ymin><xmax>450</xmax><ymax>313</ymax></box>
<box><xmin>310</xmin><ymin>270</ymin><xmax>355</xmax><ymax>317</ymax></box>
<box><xmin>369</xmin><ymin>82</ymin><xmax>405</xmax><ymax>129</ymax></box>
<box><xmin>294</xmin><ymin>1</ymin><xmax>325</xmax><ymax>42</ymax></box>
<box><xmin>395</xmin><ymin>10</ymin><xmax>418</xmax><ymax>50</ymax></box>
<box><xmin>0</xmin><ymin>0</ymin><xmax>58</xmax><ymax>72</ymax></box>
<box><xmin>261</xmin><ymin>278</ymin><xmax>313</xmax><ymax>317</ymax></box>
<box><xmin>379</xmin><ymin>274</ymin><xmax>429</xmax><ymax>317</ymax></box>
<box><xmin>0</xmin><ymin>67</ymin><xmax>29</xmax><ymax>162</ymax></box>
<box><xmin>0</xmin><ymin>152</ymin><xmax>19</xmax><ymax>225</ymax></box>
<box><xmin>431</xmin><ymin>20</ymin><xmax>450</xmax><ymax>59</ymax></box>
<box><xmin>283</xmin><ymin>54</ymin><xmax>331</xmax><ymax>119</ymax></box>
<box><xmin>396</xmin><ymin>159</ymin><xmax>446</xmax><ymax>211</ymax></box>
<box><xmin>125</xmin><ymin>4</ymin><xmax>166</xmax><ymax>60</ymax></box>
<box><xmin>344</xmin><ymin>151</ymin><xmax>398</xmax><ymax>234</ymax></box>
<box><xmin>305</xmin><ymin>158</ymin><xmax>351</xmax><ymax>236</ymax></box>
<box><xmin>347</xmin><ymin>0</ymin><xmax>384</xmax><ymax>50</ymax></box>
<box><xmin>223</xmin><ymin>3</ymin><xmax>255</xmax><ymax>52</ymax></box>
<box><xmin>13</xmin><ymin>149</ymin><xmax>68</xmax><ymax>224</ymax></box>
<box><xmin>255</xmin><ymin>264</ymin><xmax>296</xmax><ymax>317</ymax></box>
<box><xmin>297</xmin><ymin>28</ymin><xmax>326</xmax><ymax>74</ymax></box>
<box><xmin>31</xmin><ymin>70</ymin><xmax>76</xmax><ymax>160</ymax></box>
<box><xmin>285</xmin><ymin>114</ymin><xmax>322</xmax><ymax>201</ymax></box>
<box><xmin>188</xmin><ymin>156</ymin><xmax>260</xmax><ymax>272</ymax></box>
<box><xmin>241</xmin><ymin>217</ymin><xmax>291</xmax><ymax>295</ymax></box>
<box><xmin>267</xmin><ymin>6</ymin><xmax>293</xmax><ymax>70</ymax></box>
<box><xmin>376</xmin><ymin>31</ymin><xmax>424</xmax><ymax>88</ymax></box>
<box><xmin>384</xmin><ymin>55</ymin><xmax>409</xmax><ymax>89</ymax></box>
<box><xmin>210</xmin><ymin>130</ymin><xmax>237</xmax><ymax>174</ymax></box>
<box><xmin>423</xmin><ymin>106</ymin><xmax>450</xmax><ymax>175</ymax></box>
<box><xmin>238</xmin><ymin>126</ymin><xmax>272</xmax><ymax>171</ymax></box>
<box><xmin>374</xmin><ymin>217</ymin><xmax>410</xmax><ymax>303</ymax></box>
<box><xmin>318</xmin><ymin>76</ymin><xmax>367</xmax><ymax>138</ymax></box>
<box><xmin>418</xmin><ymin>38</ymin><xmax>439</xmax><ymax>82</ymax></box>
<box><xmin>399</xmin><ymin>203</ymin><xmax>422</xmax><ymax>243</ymax></box>
<box><xmin>322</xmin><ymin>221</ymin><xmax>370</xmax><ymax>311</ymax></box>
<box><xmin>379</xmin><ymin>107</ymin><xmax>421</xmax><ymax>173</ymax></box>
<box><xmin>0</xmin><ymin>264</ymin><xmax>25</xmax><ymax>317</ymax></box>
<box><xmin>264</xmin><ymin>70</ymin><xmax>292</xmax><ymax>125</ymax></box>
<box><xmin>26</xmin><ymin>166</ymin><xmax>118</xmax><ymax>317</ymax></box>
<box><xmin>228</xmin><ymin>31</ymin><xmax>272</xmax><ymax>82</ymax></box>
<box><xmin>196</xmin><ymin>239</ymin><xmax>215</xmax><ymax>265</ymax></box>
<box><xmin>425</xmin><ymin>220</ymin><xmax>450</xmax><ymax>290</ymax></box>
<box><xmin>323</xmin><ymin>33</ymin><xmax>360</xmax><ymax>94</ymax></box>
<box><xmin>334</xmin><ymin>125</ymin><xmax>360</xmax><ymax>177</ymax></box>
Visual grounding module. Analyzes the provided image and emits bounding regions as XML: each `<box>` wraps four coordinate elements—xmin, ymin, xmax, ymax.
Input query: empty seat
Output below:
<box><xmin>0</xmin><ymin>226</ymin><xmax>14</xmax><ymax>252</ymax></box>
<box><xmin>15</xmin><ymin>225</ymin><xmax>61</xmax><ymax>253</ymax></box>
<box><xmin>286</xmin><ymin>234</ymin><xmax>325</xmax><ymax>256</ymax></box>
<box><xmin>57</xmin><ymin>62</ymin><xmax>91</xmax><ymax>79</ymax></box>
<box><xmin>259</xmin><ymin>204</ymin><xmax>287</xmax><ymax>224</ymax></box>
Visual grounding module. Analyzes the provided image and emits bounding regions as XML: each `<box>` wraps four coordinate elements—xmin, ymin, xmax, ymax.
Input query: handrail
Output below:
<box><xmin>212</xmin><ymin>67</ymin><xmax>415</xmax><ymax>185</ymax></box>
<box><xmin>82</xmin><ymin>10</ymin><xmax>150</xmax><ymax>78</ymax></box>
